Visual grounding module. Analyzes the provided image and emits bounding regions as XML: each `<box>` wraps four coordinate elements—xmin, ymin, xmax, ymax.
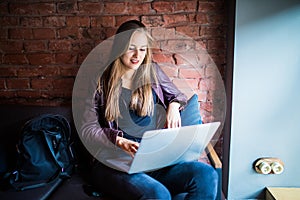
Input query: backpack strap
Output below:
<box><xmin>9</xmin><ymin>166</ymin><xmax>67</xmax><ymax>191</ymax></box>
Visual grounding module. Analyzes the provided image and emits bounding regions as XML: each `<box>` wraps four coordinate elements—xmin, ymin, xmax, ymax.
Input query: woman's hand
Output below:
<box><xmin>165</xmin><ymin>102</ymin><xmax>181</xmax><ymax>128</ymax></box>
<box><xmin>116</xmin><ymin>136</ymin><xmax>139</xmax><ymax>157</ymax></box>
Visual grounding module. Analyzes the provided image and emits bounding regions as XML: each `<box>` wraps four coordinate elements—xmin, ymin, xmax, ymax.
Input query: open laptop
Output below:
<box><xmin>105</xmin><ymin>121</ymin><xmax>220</xmax><ymax>174</ymax></box>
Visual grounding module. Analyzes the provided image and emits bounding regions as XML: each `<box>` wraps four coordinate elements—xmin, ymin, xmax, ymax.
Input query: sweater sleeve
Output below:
<box><xmin>154</xmin><ymin>63</ymin><xmax>187</xmax><ymax>109</ymax></box>
<box><xmin>76</xmin><ymin>89</ymin><xmax>123</xmax><ymax>160</ymax></box>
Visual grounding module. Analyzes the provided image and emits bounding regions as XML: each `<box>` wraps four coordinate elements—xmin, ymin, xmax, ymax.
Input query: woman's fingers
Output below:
<box><xmin>166</xmin><ymin>102</ymin><xmax>181</xmax><ymax>128</ymax></box>
<box><xmin>166</xmin><ymin>111</ymin><xmax>181</xmax><ymax>128</ymax></box>
<box><xmin>116</xmin><ymin>136</ymin><xmax>139</xmax><ymax>157</ymax></box>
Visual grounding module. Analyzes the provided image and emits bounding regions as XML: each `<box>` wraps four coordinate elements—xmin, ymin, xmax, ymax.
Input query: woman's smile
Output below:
<box><xmin>130</xmin><ymin>58</ymin><xmax>139</xmax><ymax>64</ymax></box>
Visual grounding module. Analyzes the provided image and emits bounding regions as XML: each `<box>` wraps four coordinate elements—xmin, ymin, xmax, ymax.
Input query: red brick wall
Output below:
<box><xmin>0</xmin><ymin>0</ymin><xmax>226</xmax><ymax>153</ymax></box>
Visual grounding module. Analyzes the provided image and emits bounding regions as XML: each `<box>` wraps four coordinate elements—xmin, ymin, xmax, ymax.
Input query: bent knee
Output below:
<box><xmin>141</xmin><ymin>185</ymin><xmax>171</xmax><ymax>200</ymax></box>
<box><xmin>199</xmin><ymin>163</ymin><xmax>218</xmax><ymax>185</ymax></box>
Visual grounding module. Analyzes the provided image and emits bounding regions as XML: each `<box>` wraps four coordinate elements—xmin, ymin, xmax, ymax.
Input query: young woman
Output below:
<box><xmin>81</xmin><ymin>20</ymin><xmax>218</xmax><ymax>200</ymax></box>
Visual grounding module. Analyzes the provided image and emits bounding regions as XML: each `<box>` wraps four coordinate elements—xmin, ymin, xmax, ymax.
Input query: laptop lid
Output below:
<box><xmin>127</xmin><ymin>122</ymin><xmax>221</xmax><ymax>174</ymax></box>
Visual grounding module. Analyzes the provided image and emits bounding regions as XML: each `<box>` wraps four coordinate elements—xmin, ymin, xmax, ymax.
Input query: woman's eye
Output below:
<box><xmin>129</xmin><ymin>47</ymin><xmax>135</xmax><ymax>51</ymax></box>
<box><xmin>140</xmin><ymin>48</ymin><xmax>146</xmax><ymax>52</ymax></box>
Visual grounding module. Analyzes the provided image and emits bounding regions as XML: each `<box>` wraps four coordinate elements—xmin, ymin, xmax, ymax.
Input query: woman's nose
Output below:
<box><xmin>133</xmin><ymin>49</ymin><xmax>139</xmax><ymax>57</ymax></box>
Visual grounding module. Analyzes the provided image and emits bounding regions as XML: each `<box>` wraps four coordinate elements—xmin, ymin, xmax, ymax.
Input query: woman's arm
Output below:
<box><xmin>154</xmin><ymin>63</ymin><xmax>187</xmax><ymax>109</ymax></box>
<box><xmin>154</xmin><ymin>63</ymin><xmax>187</xmax><ymax>128</ymax></box>
<box><xmin>75</xmin><ymin>87</ymin><xmax>124</xmax><ymax>162</ymax></box>
<box><xmin>80</xmin><ymin>89</ymin><xmax>139</xmax><ymax>158</ymax></box>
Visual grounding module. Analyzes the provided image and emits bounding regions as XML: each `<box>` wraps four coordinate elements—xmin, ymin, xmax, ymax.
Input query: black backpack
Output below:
<box><xmin>9</xmin><ymin>114</ymin><xmax>75</xmax><ymax>191</ymax></box>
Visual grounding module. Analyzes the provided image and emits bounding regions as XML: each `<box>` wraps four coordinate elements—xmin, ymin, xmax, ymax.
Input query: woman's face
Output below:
<box><xmin>120</xmin><ymin>31</ymin><xmax>148</xmax><ymax>71</ymax></box>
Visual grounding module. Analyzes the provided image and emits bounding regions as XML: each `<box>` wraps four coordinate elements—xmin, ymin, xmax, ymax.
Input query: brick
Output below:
<box><xmin>172</xmin><ymin>78</ymin><xmax>199</xmax><ymax>90</ymax></box>
<box><xmin>0</xmin><ymin>41</ymin><xmax>23</xmax><ymax>53</ymax></box>
<box><xmin>4</xmin><ymin>54</ymin><xmax>28</xmax><ymax>65</ymax></box>
<box><xmin>31</xmin><ymin>78</ymin><xmax>53</xmax><ymax>89</ymax></box>
<box><xmin>9</xmin><ymin>3</ymin><xmax>55</xmax><ymax>15</ymax></box>
<box><xmin>60</xmin><ymin>66</ymin><xmax>79</xmax><ymax>77</ymax></box>
<box><xmin>31</xmin><ymin>99</ymin><xmax>68</xmax><ymax>107</ymax></box>
<box><xmin>165</xmin><ymin>39</ymin><xmax>195</xmax><ymax>53</ymax></box>
<box><xmin>207</xmin><ymin>39</ymin><xmax>225</xmax><ymax>51</ymax></box>
<box><xmin>66</xmin><ymin>16</ymin><xmax>90</xmax><ymax>27</ymax></box>
<box><xmin>176</xmin><ymin>26</ymin><xmax>200</xmax><ymax>38</ymax></box>
<box><xmin>17</xmin><ymin>90</ymin><xmax>42</xmax><ymax>98</ymax></box>
<box><xmin>127</xmin><ymin>2</ymin><xmax>152</xmax><ymax>15</ymax></box>
<box><xmin>102</xmin><ymin>27</ymin><xmax>116</xmax><ymax>39</ymax></box>
<box><xmin>6</xmin><ymin>78</ymin><xmax>30</xmax><ymax>89</ymax></box>
<box><xmin>187</xmin><ymin>13</ymin><xmax>197</xmax><ymax>23</ymax></box>
<box><xmin>91</xmin><ymin>16</ymin><xmax>115</xmax><ymax>28</ymax></box>
<box><xmin>200</xmin><ymin>26</ymin><xmax>223</xmax><ymax>38</ymax></box>
<box><xmin>77</xmin><ymin>52</ymin><xmax>89</xmax><ymax>65</ymax></box>
<box><xmin>196</xmin><ymin>13</ymin><xmax>209</xmax><ymax>24</ymax></box>
<box><xmin>199</xmin><ymin>78</ymin><xmax>208</xmax><ymax>91</ymax></box>
<box><xmin>174</xmin><ymin>53</ymin><xmax>198</xmax><ymax>65</ymax></box>
<box><xmin>55</xmin><ymin>53</ymin><xmax>77</xmax><ymax>64</ymax></box>
<box><xmin>20</xmin><ymin>17</ymin><xmax>42</xmax><ymax>27</ymax></box>
<box><xmin>24</xmin><ymin>41</ymin><xmax>47</xmax><ymax>52</ymax></box>
<box><xmin>200</xmin><ymin>102</ymin><xmax>213</xmax><ymax>112</ymax></box>
<box><xmin>0</xmin><ymin>90</ymin><xmax>16</xmax><ymax>98</ymax></box>
<box><xmin>0</xmin><ymin>16</ymin><xmax>18</xmax><ymax>27</ymax></box>
<box><xmin>152</xmin><ymin>53</ymin><xmax>175</xmax><ymax>64</ymax></box>
<box><xmin>43</xmin><ymin>16</ymin><xmax>66</xmax><ymax>27</ymax></box>
<box><xmin>27</xmin><ymin>53</ymin><xmax>54</xmax><ymax>65</ymax></box>
<box><xmin>86</xmin><ymin>28</ymin><xmax>107</xmax><ymax>40</ymax></box>
<box><xmin>198</xmin><ymin>2</ymin><xmax>219</xmax><ymax>13</ymax></box>
<box><xmin>194</xmin><ymin>51</ymin><xmax>212</xmax><ymax>66</ymax></box>
<box><xmin>42</xmin><ymin>89</ymin><xmax>72</xmax><ymax>98</ymax></box>
<box><xmin>151</xmin><ymin>27</ymin><xmax>175</xmax><ymax>41</ymax></box>
<box><xmin>0</xmin><ymin>2</ymin><xmax>8</xmax><ymax>15</ymax></box>
<box><xmin>205</xmin><ymin>64</ymin><xmax>220</xmax><ymax>78</ymax></box>
<box><xmin>152</xmin><ymin>1</ymin><xmax>174</xmax><ymax>13</ymax></box>
<box><xmin>0</xmin><ymin>29</ymin><xmax>8</xmax><ymax>40</ymax></box>
<box><xmin>49</xmin><ymin>40</ymin><xmax>72</xmax><ymax>52</ymax></box>
<box><xmin>0</xmin><ymin>78</ymin><xmax>5</xmax><ymax>89</ymax></box>
<box><xmin>196</xmin><ymin>90</ymin><xmax>208</xmax><ymax>102</ymax></box>
<box><xmin>0</xmin><ymin>66</ymin><xmax>18</xmax><ymax>77</ymax></box>
<box><xmin>103</xmin><ymin>2</ymin><xmax>127</xmax><ymax>15</ymax></box>
<box><xmin>209</xmin><ymin>53</ymin><xmax>225</xmax><ymax>65</ymax></box>
<box><xmin>163</xmin><ymin>14</ymin><xmax>188</xmax><ymax>26</ymax></box>
<box><xmin>179</xmin><ymin>67</ymin><xmax>203</xmax><ymax>79</ymax></box>
<box><xmin>159</xmin><ymin>64</ymin><xmax>178</xmax><ymax>77</ymax></box>
<box><xmin>78</xmin><ymin>2</ymin><xmax>103</xmax><ymax>14</ymax></box>
<box><xmin>57</xmin><ymin>2</ymin><xmax>77</xmax><ymax>14</ymax></box>
<box><xmin>77</xmin><ymin>40</ymin><xmax>95</xmax><ymax>53</ymax></box>
<box><xmin>52</xmin><ymin>78</ymin><xmax>74</xmax><ymax>90</ymax></box>
<box><xmin>18</xmin><ymin>66</ymin><xmax>60</xmax><ymax>77</ymax></box>
<box><xmin>32</xmin><ymin>28</ymin><xmax>55</xmax><ymax>39</ymax></box>
<box><xmin>175</xmin><ymin>1</ymin><xmax>197</xmax><ymax>12</ymax></box>
<box><xmin>57</xmin><ymin>27</ymin><xmax>81</xmax><ymax>39</ymax></box>
<box><xmin>173</xmin><ymin>54</ymin><xmax>185</xmax><ymax>65</ymax></box>
<box><xmin>141</xmin><ymin>15</ymin><xmax>164</xmax><ymax>27</ymax></box>
<box><xmin>208</xmin><ymin>14</ymin><xmax>225</xmax><ymax>25</ymax></box>
<box><xmin>199</xmin><ymin>78</ymin><xmax>219</xmax><ymax>91</ymax></box>
<box><xmin>9</xmin><ymin>28</ymin><xmax>33</xmax><ymax>39</ymax></box>
<box><xmin>115</xmin><ymin>16</ymin><xmax>139</xmax><ymax>27</ymax></box>
<box><xmin>38</xmin><ymin>66</ymin><xmax>61</xmax><ymax>77</ymax></box>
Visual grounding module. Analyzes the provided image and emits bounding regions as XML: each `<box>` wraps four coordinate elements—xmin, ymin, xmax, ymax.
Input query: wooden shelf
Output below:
<box><xmin>266</xmin><ymin>187</ymin><xmax>300</xmax><ymax>200</ymax></box>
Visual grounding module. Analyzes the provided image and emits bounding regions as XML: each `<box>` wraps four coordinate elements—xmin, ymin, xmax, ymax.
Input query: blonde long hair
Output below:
<box><xmin>98</xmin><ymin>22</ymin><xmax>158</xmax><ymax>121</ymax></box>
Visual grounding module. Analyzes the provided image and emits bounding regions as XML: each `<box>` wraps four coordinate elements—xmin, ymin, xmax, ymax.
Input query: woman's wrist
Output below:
<box><xmin>116</xmin><ymin>136</ymin><xmax>123</xmax><ymax>147</ymax></box>
<box><xmin>169</xmin><ymin>102</ymin><xmax>181</xmax><ymax>110</ymax></box>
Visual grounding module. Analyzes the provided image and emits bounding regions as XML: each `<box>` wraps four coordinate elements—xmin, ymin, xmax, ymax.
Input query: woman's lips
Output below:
<box><xmin>131</xmin><ymin>59</ymin><xmax>139</xmax><ymax>64</ymax></box>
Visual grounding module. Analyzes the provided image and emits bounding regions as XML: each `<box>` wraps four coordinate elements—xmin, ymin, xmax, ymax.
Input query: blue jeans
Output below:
<box><xmin>90</xmin><ymin>95</ymin><xmax>218</xmax><ymax>199</ymax></box>
<box><xmin>90</xmin><ymin>160</ymin><xmax>218</xmax><ymax>200</ymax></box>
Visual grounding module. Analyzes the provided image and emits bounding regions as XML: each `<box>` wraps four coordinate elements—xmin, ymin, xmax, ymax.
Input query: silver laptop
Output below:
<box><xmin>105</xmin><ymin>122</ymin><xmax>220</xmax><ymax>174</ymax></box>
